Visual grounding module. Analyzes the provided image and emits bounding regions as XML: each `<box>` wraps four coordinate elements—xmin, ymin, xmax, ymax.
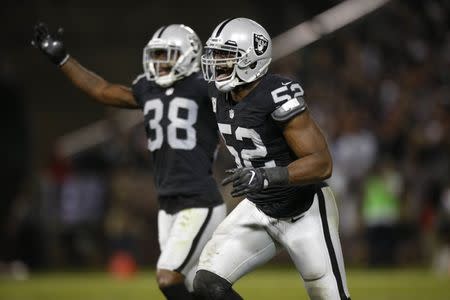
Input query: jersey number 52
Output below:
<box><xmin>144</xmin><ymin>97</ymin><xmax>198</xmax><ymax>151</ymax></box>
<box><xmin>218</xmin><ymin>123</ymin><xmax>275</xmax><ymax>168</ymax></box>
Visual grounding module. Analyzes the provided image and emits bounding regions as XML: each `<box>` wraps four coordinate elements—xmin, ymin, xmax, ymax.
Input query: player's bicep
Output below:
<box><xmin>100</xmin><ymin>83</ymin><xmax>139</xmax><ymax>109</ymax></box>
<box><xmin>282</xmin><ymin>110</ymin><xmax>329</xmax><ymax>159</ymax></box>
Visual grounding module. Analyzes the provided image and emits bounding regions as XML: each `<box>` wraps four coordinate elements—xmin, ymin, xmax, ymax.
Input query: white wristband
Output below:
<box><xmin>58</xmin><ymin>54</ymin><xmax>70</xmax><ymax>67</ymax></box>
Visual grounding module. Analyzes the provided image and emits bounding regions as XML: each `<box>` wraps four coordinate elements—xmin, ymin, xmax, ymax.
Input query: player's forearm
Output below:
<box><xmin>287</xmin><ymin>149</ymin><xmax>332</xmax><ymax>185</ymax></box>
<box><xmin>60</xmin><ymin>57</ymin><xmax>109</xmax><ymax>100</ymax></box>
<box><xmin>222</xmin><ymin>153</ymin><xmax>332</xmax><ymax>197</ymax></box>
<box><xmin>60</xmin><ymin>57</ymin><xmax>136</xmax><ymax>108</ymax></box>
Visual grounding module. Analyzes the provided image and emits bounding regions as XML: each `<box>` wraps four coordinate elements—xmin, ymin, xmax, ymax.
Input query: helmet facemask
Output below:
<box><xmin>202</xmin><ymin>18</ymin><xmax>273</xmax><ymax>93</ymax></box>
<box><xmin>143</xmin><ymin>42</ymin><xmax>183</xmax><ymax>87</ymax></box>
<box><xmin>143</xmin><ymin>25</ymin><xmax>202</xmax><ymax>87</ymax></box>
<box><xmin>201</xmin><ymin>41</ymin><xmax>243</xmax><ymax>92</ymax></box>
<box><xmin>201</xmin><ymin>38</ymin><xmax>271</xmax><ymax>93</ymax></box>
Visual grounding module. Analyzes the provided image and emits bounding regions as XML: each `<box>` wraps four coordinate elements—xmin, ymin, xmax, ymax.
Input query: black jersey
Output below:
<box><xmin>211</xmin><ymin>74</ymin><xmax>323</xmax><ymax>218</ymax></box>
<box><xmin>132</xmin><ymin>72</ymin><xmax>222</xmax><ymax>212</ymax></box>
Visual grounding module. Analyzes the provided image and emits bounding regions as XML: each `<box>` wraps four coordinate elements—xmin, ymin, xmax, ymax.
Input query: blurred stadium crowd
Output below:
<box><xmin>1</xmin><ymin>0</ymin><xmax>449</xmax><ymax>277</ymax></box>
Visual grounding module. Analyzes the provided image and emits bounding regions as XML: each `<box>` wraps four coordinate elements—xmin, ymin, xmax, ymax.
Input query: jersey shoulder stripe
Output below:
<box><xmin>131</xmin><ymin>73</ymin><xmax>157</xmax><ymax>107</ymax></box>
<box><xmin>271</xmin><ymin>96</ymin><xmax>307</xmax><ymax>122</ymax></box>
<box><xmin>132</xmin><ymin>73</ymin><xmax>147</xmax><ymax>86</ymax></box>
<box><xmin>260</xmin><ymin>74</ymin><xmax>307</xmax><ymax>122</ymax></box>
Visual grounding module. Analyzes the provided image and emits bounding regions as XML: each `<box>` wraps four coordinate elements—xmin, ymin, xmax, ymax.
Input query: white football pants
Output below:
<box><xmin>157</xmin><ymin>204</ymin><xmax>227</xmax><ymax>291</ymax></box>
<box><xmin>197</xmin><ymin>186</ymin><xmax>351</xmax><ymax>300</ymax></box>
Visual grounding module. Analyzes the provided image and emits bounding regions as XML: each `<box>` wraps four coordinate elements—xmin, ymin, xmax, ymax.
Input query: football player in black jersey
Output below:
<box><xmin>193</xmin><ymin>18</ymin><xmax>351</xmax><ymax>300</ymax></box>
<box><xmin>32</xmin><ymin>23</ymin><xmax>226</xmax><ymax>300</ymax></box>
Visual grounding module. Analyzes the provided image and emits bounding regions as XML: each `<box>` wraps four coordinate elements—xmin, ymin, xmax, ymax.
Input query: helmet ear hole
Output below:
<box><xmin>249</xmin><ymin>62</ymin><xmax>257</xmax><ymax>69</ymax></box>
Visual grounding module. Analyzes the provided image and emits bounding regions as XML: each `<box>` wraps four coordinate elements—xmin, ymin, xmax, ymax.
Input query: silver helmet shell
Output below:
<box><xmin>143</xmin><ymin>24</ymin><xmax>202</xmax><ymax>87</ymax></box>
<box><xmin>202</xmin><ymin>18</ymin><xmax>272</xmax><ymax>92</ymax></box>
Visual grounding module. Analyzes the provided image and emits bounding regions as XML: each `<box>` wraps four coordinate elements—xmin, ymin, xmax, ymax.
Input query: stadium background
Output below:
<box><xmin>1</xmin><ymin>0</ymin><xmax>449</xmax><ymax>298</ymax></box>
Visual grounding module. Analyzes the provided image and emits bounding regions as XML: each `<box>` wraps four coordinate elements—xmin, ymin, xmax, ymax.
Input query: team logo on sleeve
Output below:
<box><xmin>253</xmin><ymin>33</ymin><xmax>269</xmax><ymax>56</ymax></box>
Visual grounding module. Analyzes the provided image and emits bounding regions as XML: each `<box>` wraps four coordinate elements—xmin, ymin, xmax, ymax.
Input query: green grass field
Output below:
<box><xmin>0</xmin><ymin>268</ymin><xmax>448</xmax><ymax>300</ymax></box>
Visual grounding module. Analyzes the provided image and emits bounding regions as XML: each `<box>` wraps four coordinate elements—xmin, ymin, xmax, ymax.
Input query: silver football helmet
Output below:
<box><xmin>201</xmin><ymin>18</ymin><xmax>272</xmax><ymax>92</ymax></box>
<box><xmin>143</xmin><ymin>24</ymin><xmax>202</xmax><ymax>87</ymax></box>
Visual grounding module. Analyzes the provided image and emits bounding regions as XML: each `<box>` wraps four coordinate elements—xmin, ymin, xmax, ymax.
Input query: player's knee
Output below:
<box><xmin>304</xmin><ymin>272</ymin><xmax>343</xmax><ymax>300</ymax></box>
<box><xmin>193</xmin><ymin>269</ymin><xmax>232</xmax><ymax>299</ymax></box>
<box><xmin>156</xmin><ymin>269</ymin><xmax>184</xmax><ymax>289</ymax></box>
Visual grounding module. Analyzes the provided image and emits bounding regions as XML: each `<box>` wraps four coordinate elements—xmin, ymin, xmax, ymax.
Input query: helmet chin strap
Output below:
<box><xmin>215</xmin><ymin>68</ymin><xmax>247</xmax><ymax>92</ymax></box>
<box><xmin>215</xmin><ymin>77</ymin><xmax>239</xmax><ymax>92</ymax></box>
<box><xmin>156</xmin><ymin>74</ymin><xmax>176</xmax><ymax>87</ymax></box>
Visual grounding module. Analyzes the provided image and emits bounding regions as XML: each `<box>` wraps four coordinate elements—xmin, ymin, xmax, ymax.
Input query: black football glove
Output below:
<box><xmin>32</xmin><ymin>22</ymin><xmax>69</xmax><ymax>66</ymax></box>
<box><xmin>222</xmin><ymin>166</ymin><xmax>289</xmax><ymax>197</ymax></box>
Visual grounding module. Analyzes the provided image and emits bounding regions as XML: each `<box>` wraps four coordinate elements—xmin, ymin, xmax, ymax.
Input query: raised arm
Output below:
<box><xmin>59</xmin><ymin>57</ymin><xmax>137</xmax><ymax>108</ymax></box>
<box><xmin>32</xmin><ymin>22</ymin><xmax>138</xmax><ymax>109</ymax></box>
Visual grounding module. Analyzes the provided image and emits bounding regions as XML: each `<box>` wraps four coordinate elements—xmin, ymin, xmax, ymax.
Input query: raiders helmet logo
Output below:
<box><xmin>253</xmin><ymin>33</ymin><xmax>269</xmax><ymax>56</ymax></box>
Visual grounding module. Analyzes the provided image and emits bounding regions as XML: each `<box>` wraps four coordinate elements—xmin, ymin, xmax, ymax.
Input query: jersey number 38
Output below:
<box><xmin>144</xmin><ymin>97</ymin><xmax>198</xmax><ymax>151</ymax></box>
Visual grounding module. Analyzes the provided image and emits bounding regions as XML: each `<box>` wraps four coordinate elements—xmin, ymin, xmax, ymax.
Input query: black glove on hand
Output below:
<box><xmin>222</xmin><ymin>166</ymin><xmax>289</xmax><ymax>197</ymax></box>
<box><xmin>32</xmin><ymin>22</ymin><xmax>69</xmax><ymax>66</ymax></box>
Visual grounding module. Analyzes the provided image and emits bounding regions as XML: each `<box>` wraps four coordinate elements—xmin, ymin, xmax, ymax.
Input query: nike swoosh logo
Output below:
<box><xmin>291</xmin><ymin>214</ymin><xmax>305</xmax><ymax>223</ymax></box>
<box><xmin>248</xmin><ymin>170</ymin><xmax>256</xmax><ymax>185</ymax></box>
<box><xmin>281</xmin><ymin>81</ymin><xmax>292</xmax><ymax>86</ymax></box>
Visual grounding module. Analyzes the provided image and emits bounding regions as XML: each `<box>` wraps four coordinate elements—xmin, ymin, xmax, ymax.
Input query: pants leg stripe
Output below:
<box><xmin>175</xmin><ymin>207</ymin><xmax>213</xmax><ymax>273</ymax></box>
<box><xmin>317</xmin><ymin>189</ymin><xmax>350</xmax><ymax>300</ymax></box>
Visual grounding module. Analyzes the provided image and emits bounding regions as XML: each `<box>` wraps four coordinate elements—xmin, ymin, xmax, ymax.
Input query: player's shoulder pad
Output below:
<box><xmin>266</xmin><ymin>74</ymin><xmax>307</xmax><ymax>122</ymax></box>
<box><xmin>132</xmin><ymin>73</ymin><xmax>147</xmax><ymax>86</ymax></box>
<box><xmin>132</xmin><ymin>73</ymin><xmax>161</xmax><ymax>98</ymax></box>
<box><xmin>271</xmin><ymin>96</ymin><xmax>307</xmax><ymax>122</ymax></box>
<box><xmin>191</xmin><ymin>70</ymin><xmax>205</xmax><ymax>81</ymax></box>
<box><xmin>264</xmin><ymin>74</ymin><xmax>299</xmax><ymax>90</ymax></box>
